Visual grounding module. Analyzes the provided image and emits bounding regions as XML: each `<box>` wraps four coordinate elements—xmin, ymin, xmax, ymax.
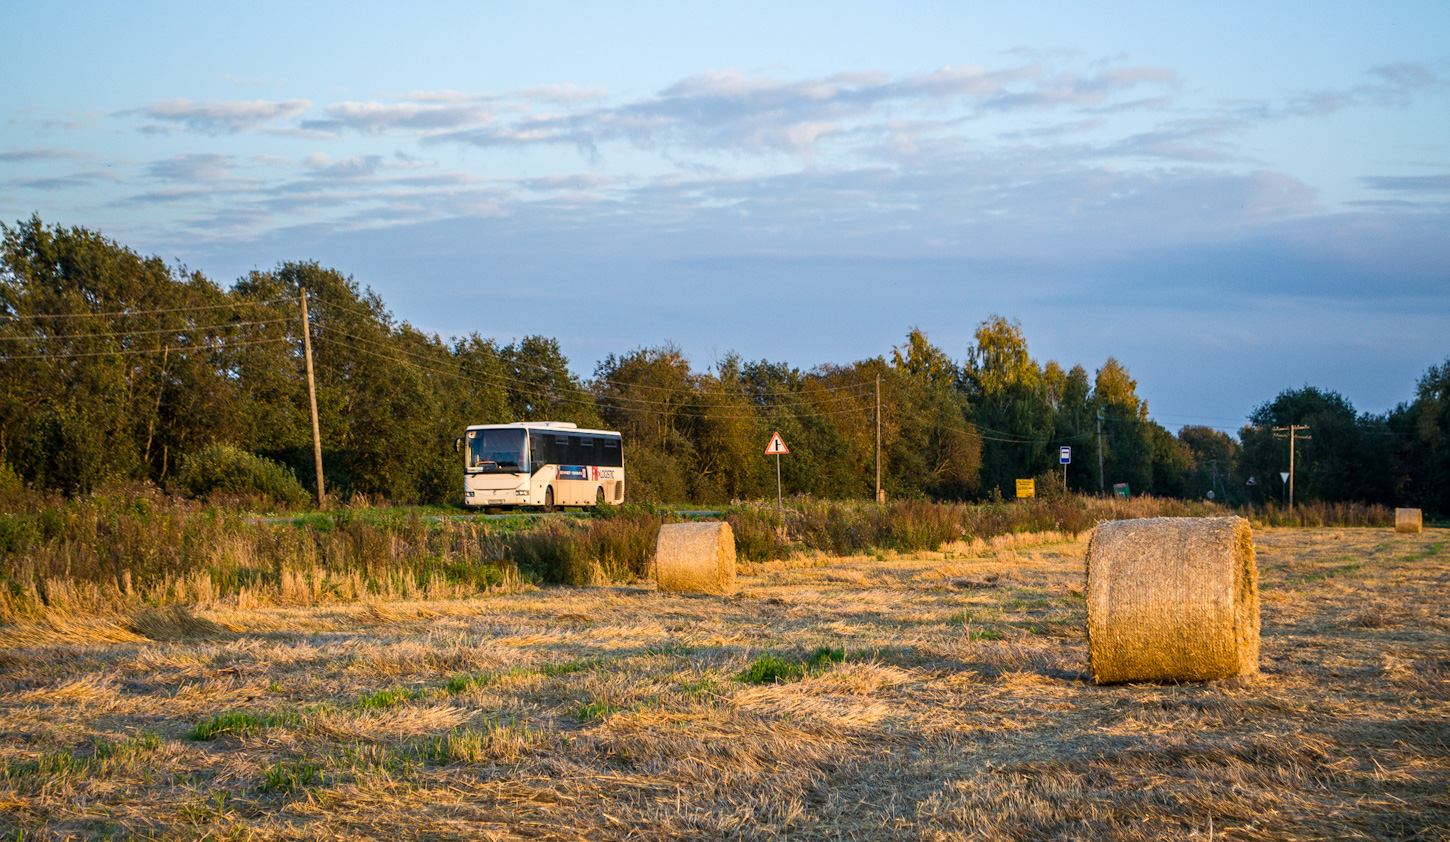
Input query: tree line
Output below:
<box><xmin>3</xmin><ymin>216</ymin><xmax>1447</xmax><ymax>513</ymax></box>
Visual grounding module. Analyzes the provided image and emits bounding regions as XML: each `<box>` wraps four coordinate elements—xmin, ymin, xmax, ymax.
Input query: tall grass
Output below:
<box><xmin>0</xmin><ymin>483</ymin><xmax>1397</xmax><ymax>623</ymax></box>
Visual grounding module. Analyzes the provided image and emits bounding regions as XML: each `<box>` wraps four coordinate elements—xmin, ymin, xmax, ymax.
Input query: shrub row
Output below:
<box><xmin>0</xmin><ymin>483</ymin><xmax>1396</xmax><ymax>622</ymax></box>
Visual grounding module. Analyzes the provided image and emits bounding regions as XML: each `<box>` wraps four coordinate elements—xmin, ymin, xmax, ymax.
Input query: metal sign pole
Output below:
<box><xmin>776</xmin><ymin>453</ymin><xmax>782</xmax><ymax>513</ymax></box>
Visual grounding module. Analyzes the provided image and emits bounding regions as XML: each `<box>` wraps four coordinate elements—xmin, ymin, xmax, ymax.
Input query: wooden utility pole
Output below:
<box><xmin>1096</xmin><ymin>408</ymin><xmax>1105</xmax><ymax>493</ymax></box>
<box><xmin>300</xmin><ymin>289</ymin><xmax>325</xmax><ymax>506</ymax></box>
<box><xmin>1273</xmin><ymin>424</ymin><xmax>1310</xmax><ymax>508</ymax></box>
<box><xmin>875</xmin><ymin>374</ymin><xmax>882</xmax><ymax>505</ymax></box>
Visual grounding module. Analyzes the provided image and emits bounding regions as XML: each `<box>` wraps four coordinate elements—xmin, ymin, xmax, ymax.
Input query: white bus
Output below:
<box><xmin>457</xmin><ymin>421</ymin><xmax>625</xmax><ymax>511</ymax></box>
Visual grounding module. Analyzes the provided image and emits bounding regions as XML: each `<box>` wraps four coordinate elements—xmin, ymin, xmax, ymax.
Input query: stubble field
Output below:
<box><xmin>1</xmin><ymin>526</ymin><xmax>1447</xmax><ymax>840</ymax></box>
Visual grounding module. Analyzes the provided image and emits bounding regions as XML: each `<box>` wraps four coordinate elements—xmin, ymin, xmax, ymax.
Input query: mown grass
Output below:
<box><xmin>0</xmin><ymin>527</ymin><xmax>1445</xmax><ymax>839</ymax></box>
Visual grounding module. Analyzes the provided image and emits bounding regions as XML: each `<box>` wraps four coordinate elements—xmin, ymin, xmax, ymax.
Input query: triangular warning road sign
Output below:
<box><xmin>765</xmin><ymin>431</ymin><xmax>789</xmax><ymax>455</ymax></box>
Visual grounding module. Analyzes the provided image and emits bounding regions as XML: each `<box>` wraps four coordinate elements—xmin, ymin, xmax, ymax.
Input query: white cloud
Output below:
<box><xmin>139</xmin><ymin>98</ymin><xmax>312</xmax><ymax>134</ymax></box>
<box><xmin>303</xmin><ymin>101</ymin><xmax>496</xmax><ymax>134</ymax></box>
<box><xmin>517</xmin><ymin>84</ymin><xmax>608</xmax><ymax>104</ymax></box>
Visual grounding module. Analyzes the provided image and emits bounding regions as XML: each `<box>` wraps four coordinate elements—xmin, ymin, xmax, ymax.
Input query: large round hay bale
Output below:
<box><xmin>1086</xmin><ymin>516</ymin><xmax>1258</xmax><ymax>684</ymax></box>
<box><xmin>1395</xmin><ymin>508</ymin><xmax>1423</xmax><ymax>534</ymax></box>
<box><xmin>656</xmin><ymin>521</ymin><xmax>736</xmax><ymax>595</ymax></box>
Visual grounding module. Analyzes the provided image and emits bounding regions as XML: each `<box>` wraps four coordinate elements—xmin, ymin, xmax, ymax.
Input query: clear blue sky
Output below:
<box><xmin>3</xmin><ymin>1</ymin><xmax>1447</xmax><ymax>432</ymax></box>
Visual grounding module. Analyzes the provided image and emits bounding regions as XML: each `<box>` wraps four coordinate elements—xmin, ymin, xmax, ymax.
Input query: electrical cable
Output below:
<box><xmin>0</xmin><ymin>317</ymin><xmax>292</xmax><ymax>342</ymax></box>
<box><xmin>1</xmin><ymin>297</ymin><xmax>291</xmax><ymax>320</ymax></box>
<box><xmin>0</xmin><ymin>335</ymin><xmax>294</xmax><ymax>361</ymax></box>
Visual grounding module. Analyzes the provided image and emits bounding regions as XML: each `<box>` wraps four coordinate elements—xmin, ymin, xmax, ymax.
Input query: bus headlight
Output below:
<box><xmin>516</xmin><ymin>490</ymin><xmax>528</xmax><ymax>496</ymax></box>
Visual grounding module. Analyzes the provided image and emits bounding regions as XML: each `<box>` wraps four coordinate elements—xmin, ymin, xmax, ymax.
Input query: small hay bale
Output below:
<box><xmin>1395</xmin><ymin>508</ymin><xmax>1422</xmax><ymax>534</ymax></box>
<box><xmin>656</xmin><ymin>521</ymin><xmax>736</xmax><ymax>595</ymax></box>
<box><xmin>1086</xmin><ymin>516</ymin><xmax>1258</xmax><ymax>684</ymax></box>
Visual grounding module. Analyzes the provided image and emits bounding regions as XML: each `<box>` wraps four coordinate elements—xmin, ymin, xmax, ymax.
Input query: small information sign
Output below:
<box><xmin>1059</xmin><ymin>446</ymin><xmax>1071</xmax><ymax>464</ymax></box>
<box><xmin>1015</xmin><ymin>479</ymin><xmax>1035</xmax><ymax>499</ymax></box>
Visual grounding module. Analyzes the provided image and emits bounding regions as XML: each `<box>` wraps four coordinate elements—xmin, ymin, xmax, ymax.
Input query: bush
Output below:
<box><xmin>174</xmin><ymin>445</ymin><xmax>310</xmax><ymax>510</ymax></box>
<box><xmin>0</xmin><ymin>459</ymin><xmax>24</xmax><ymax>494</ymax></box>
<box><xmin>727</xmin><ymin>508</ymin><xmax>793</xmax><ymax>562</ymax></box>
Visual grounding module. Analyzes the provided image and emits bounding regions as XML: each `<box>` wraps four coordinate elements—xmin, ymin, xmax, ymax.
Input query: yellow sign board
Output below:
<box><xmin>1015</xmin><ymin>479</ymin><xmax>1035</xmax><ymax>499</ymax></box>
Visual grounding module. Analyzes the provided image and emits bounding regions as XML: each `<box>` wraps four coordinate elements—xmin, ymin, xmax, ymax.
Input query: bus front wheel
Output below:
<box><xmin>542</xmin><ymin>487</ymin><xmax>554</xmax><ymax>514</ymax></box>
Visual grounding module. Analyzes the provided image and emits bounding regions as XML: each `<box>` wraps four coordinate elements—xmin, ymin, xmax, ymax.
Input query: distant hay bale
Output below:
<box><xmin>1395</xmin><ymin>508</ymin><xmax>1422</xmax><ymax>534</ymax></box>
<box><xmin>1086</xmin><ymin>517</ymin><xmax>1258</xmax><ymax>684</ymax></box>
<box><xmin>656</xmin><ymin>521</ymin><xmax>736</xmax><ymax>595</ymax></box>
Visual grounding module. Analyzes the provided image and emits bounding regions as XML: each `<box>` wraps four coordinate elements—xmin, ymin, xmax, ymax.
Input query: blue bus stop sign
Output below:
<box><xmin>1059</xmin><ymin>446</ymin><xmax>1071</xmax><ymax>464</ymax></box>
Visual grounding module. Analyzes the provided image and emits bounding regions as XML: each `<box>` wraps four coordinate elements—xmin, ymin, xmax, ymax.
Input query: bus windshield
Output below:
<box><xmin>465</xmin><ymin>428</ymin><xmax>527</xmax><ymax>473</ymax></box>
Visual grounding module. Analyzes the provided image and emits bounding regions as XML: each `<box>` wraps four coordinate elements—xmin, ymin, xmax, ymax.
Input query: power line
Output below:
<box><xmin>0</xmin><ymin>317</ymin><xmax>291</xmax><ymax>342</ymax></box>
<box><xmin>0</xmin><ymin>335</ymin><xmax>294</xmax><ymax>361</ymax></box>
<box><xmin>1</xmin><ymin>297</ymin><xmax>291</xmax><ymax>320</ymax></box>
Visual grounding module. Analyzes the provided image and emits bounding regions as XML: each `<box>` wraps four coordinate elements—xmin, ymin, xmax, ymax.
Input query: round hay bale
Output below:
<box><xmin>1086</xmin><ymin>516</ymin><xmax>1258</xmax><ymax>684</ymax></box>
<box><xmin>1395</xmin><ymin>508</ymin><xmax>1423</xmax><ymax>534</ymax></box>
<box><xmin>656</xmin><ymin>521</ymin><xmax>736</xmax><ymax>595</ymax></box>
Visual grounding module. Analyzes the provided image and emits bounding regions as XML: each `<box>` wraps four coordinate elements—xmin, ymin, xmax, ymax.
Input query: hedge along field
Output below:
<box><xmin>0</xmin><ymin>482</ymin><xmax>1396</xmax><ymax>628</ymax></box>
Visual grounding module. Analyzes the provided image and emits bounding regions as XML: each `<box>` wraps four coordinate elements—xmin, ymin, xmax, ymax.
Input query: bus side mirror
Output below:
<box><xmin>454</xmin><ymin>437</ymin><xmax>463</xmax><ymax>453</ymax></box>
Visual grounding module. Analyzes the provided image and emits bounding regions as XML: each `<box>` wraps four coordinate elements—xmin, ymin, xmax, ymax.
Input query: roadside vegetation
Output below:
<box><xmin>0</xmin><ymin>478</ymin><xmax>1399</xmax><ymax>627</ymax></box>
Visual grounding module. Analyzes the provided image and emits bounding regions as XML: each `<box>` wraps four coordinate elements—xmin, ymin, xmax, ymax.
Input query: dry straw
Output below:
<box><xmin>1086</xmin><ymin>516</ymin><xmax>1258</xmax><ymax>684</ymax></box>
<box><xmin>1395</xmin><ymin>508</ymin><xmax>1423</xmax><ymax>534</ymax></box>
<box><xmin>656</xmin><ymin>521</ymin><xmax>736</xmax><ymax>595</ymax></box>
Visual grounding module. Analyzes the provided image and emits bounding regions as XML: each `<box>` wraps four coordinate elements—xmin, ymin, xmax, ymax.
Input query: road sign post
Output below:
<box><xmin>1060</xmin><ymin>446</ymin><xmax>1070</xmax><ymax>488</ymax></box>
<box><xmin>765</xmin><ymin>432</ymin><xmax>789</xmax><ymax>512</ymax></box>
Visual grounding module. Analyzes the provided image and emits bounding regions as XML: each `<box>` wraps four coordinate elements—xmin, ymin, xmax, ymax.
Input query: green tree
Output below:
<box><xmin>691</xmin><ymin>354</ymin><xmax>768</xmax><ymax>502</ymax></box>
<box><xmin>593</xmin><ymin>344</ymin><xmax>696</xmax><ymax>502</ymax></box>
<box><xmin>1</xmin><ymin>216</ymin><xmax>249</xmax><ymax>492</ymax></box>
<box><xmin>498</xmin><ymin>336</ymin><xmax>599</xmax><ymax>427</ymax></box>
<box><xmin>889</xmin><ymin>330</ymin><xmax>979</xmax><ymax>499</ymax></box>
<box><xmin>1178</xmin><ymin>425</ymin><xmax>1241</xmax><ymax>502</ymax></box>
<box><xmin>962</xmin><ymin>316</ymin><xmax>1053</xmax><ymax>496</ymax></box>
<box><xmin>1397</xmin><ymin>357</ymin><xmax>1450</xmax><ymax>513</ymax></box>
<box><xmin>1240</xmin><ymin>386</ymin><xmax>1397</xmax><ymax>505</ymax></box>
<box><xmin>1094</xmin><ymin>357</ymin><xmax>1153</xmax><ymax>494</ymax></box>
<box><xmin>1045</xmin><ymin>362</ymin><xmax>1098</xmax><ymax>493</ymax></box>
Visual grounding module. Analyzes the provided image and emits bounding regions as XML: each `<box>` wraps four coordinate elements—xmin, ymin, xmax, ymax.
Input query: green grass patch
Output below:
<box><xmin>190</xmin><ymin>710</ymin><xmax>293</xmax><ymax>741</ymax></box>
<box><xmin>355</xmin><ymin>687</ymin><xmax>425</xmax><ymax>710</ymax></box>
<box><xmin>259</xmin><ymin>760</ymin><xmax>321</xmax><ymax>793</ymax></box>
<box><xmin>2</xmin><ymin>733</ymin><xmax>162</xmax><ymax>786</ymax></box>
<box><xmin>968</xmin><ymin>628</ymin><xmax>1007</xmax><ymax>641</ymax></box>
<box><xmin>577</xmin><ymin>699</ymin><xmax>624</xmax><ymax>722</ymax></box>
<box><xmin>739</xmin><ymin>654</ymin><xmax>805</xmax><ymax>685</ymax></box>
<box><xmin>738</xmin><ymin>646</ymin><xmax>847</xmax><ymax>685</ymax></box>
